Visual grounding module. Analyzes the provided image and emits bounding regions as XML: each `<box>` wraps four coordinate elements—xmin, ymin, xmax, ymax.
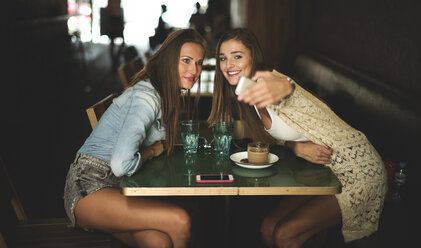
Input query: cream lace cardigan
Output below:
<box><xmin>269</xmin><ymin>70</ymin><xmax>387</xmax><ymax>242</ymax></box>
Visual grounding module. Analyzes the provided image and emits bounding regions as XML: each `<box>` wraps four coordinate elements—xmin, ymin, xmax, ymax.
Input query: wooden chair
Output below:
<box><xmin>1</xmin><ymin>233</ymin><xmax>8</xmax><ymax>248</ymax></box>
<box><xmin>117</xmin><ymin>57</ymin><xmax>144</xmax><ymax>88</ymax></box>
<box><xmin>0</xmin><ymin>156</ymin><xmax>119</xmax><ymax>248</ymax></box>
<box><xmin>86</xmin><ymin>93</ymin><xmax>119</xmax><ymax>130</ymax></box>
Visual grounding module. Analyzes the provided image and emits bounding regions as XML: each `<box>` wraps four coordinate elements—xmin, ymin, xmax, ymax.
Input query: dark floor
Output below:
<box><xmin>2</xmin><ymin>40</ymin><xmax>414</xmax><ymax>248</ymax></box>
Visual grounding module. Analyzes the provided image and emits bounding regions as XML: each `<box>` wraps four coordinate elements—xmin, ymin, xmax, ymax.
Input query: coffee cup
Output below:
<box><xmin>247</xmin><ymin>142</ymin><xmax>269</xmax><ymax>164</ymax></box>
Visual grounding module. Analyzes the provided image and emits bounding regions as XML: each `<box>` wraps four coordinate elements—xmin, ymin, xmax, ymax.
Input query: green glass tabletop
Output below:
<box><xmin>121</xmin><ymin>145</ymin><xmax>342</xmax><ymax>196</ymax></box>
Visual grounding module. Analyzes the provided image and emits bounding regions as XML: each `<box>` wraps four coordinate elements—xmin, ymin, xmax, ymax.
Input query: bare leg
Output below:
<box><xmin>261</xmin><ymin>196</ymin><xmax>311</xmax><ymax>247</ymax></box>
<box><xmin>75</xmin><ymin>188</ymin><xmax>190</xmax><ymax>248</ymax></box>
<box><xmin>109</xmin><ymin>39</ymin><xmax>115</xmax><ymax>59</ymax></box>
<box><xmin>112</xmin><ymin>230</ymin><xmax>172</xmax><ymax>248</ymax></box>
<box><xmin>261</xmin><ymin>195</ymin><xmax>341</xmax><ymax>248</ymax></box>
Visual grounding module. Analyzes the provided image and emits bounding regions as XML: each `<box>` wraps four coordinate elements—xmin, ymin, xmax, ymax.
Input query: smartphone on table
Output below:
<box><xmin>195</xmin><ymin>174</ymin><xmax>234</xmax><ymax>183</ymax></box>
<box><xmin>235</xmin><ymin>76</ymin><xmax>256</xmax><ymax>95</ymax></box>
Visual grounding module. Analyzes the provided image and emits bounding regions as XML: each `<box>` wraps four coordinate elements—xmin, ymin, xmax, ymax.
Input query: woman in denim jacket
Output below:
<box><xmin>64</xmin><ymin>29</ymin><xmax>206</xmax><ymax>248</ymax></box>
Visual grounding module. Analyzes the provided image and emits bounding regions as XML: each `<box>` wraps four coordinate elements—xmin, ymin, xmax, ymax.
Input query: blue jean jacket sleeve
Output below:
<box><xmin>110</xmin><ymin>89</ymin><xmax>159</xmax><ymax>177</ymax></box>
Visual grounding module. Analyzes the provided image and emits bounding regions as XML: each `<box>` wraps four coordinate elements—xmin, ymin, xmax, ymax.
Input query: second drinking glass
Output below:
<box><xmin>213</xmin><ymin>122</ymin><xmax>233</xmax><ymax>156</ymax></box>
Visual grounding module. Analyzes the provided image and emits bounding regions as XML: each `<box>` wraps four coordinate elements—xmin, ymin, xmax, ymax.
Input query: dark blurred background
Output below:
<box><xmin>2</xmin><ymin>0</ymin><xmax>420</xmax><ymax>246</ymax></box>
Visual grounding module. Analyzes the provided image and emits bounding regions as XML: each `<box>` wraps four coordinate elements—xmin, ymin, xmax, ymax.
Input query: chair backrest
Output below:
<box><xmin>0</xmin><ymin>157</ymin><xmax>27</xmax><ymax>222</ymax></box>
<box><xmin>0</xmin><ymin>232</ymin><xmax>7</xmax><ymax>248</ymax></box>
<box><xmin>123</xmin><ymin>46</ymin><xmax>139</xmax><ymax>62</ymax></box>
<box><xmin>1</xmin><ymin>158</ymin><xmax>115</xmax><ymax>248</ymax></box>
<box><xmin>1</xmin><ymin>156</ymin><xmax>27</xmax><ymax>248</ymax></box>
<box><xmin>86</xmin><ymin>93</ymin><xmax>119</xmax><ymax>130</ymax></box>
<box><xmin>118</xmin><ymin>57</ymin><xmax>144</xmax><ymax>88</ymax></box>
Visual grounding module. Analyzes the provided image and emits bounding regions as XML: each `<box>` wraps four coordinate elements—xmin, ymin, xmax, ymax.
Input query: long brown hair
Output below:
<box><xmin>207</xmin><ymin>28</ymin><xmax>275</xmax><ymax>144</ymax></box>
<box><xmin>130</xmin><ymin>29</ymin><xmax>207</xmax><ymax>154</ymax></box>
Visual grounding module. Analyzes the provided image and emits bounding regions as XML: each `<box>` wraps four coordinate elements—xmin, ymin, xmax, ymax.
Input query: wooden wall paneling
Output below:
<box><xmin>245</xmin><ymin>0</ymin><xmax>296</xmax><ymax>70</ymax></box>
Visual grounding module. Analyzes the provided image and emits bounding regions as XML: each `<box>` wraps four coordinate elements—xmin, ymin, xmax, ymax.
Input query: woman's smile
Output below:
<box><xmin>178</xmin><ymin>42</ymin><xmax>204</xmax><ymax>89</ymax></box>
<box><xmin>219</xmin><ymin>39</ymin><xmax>252</xmax><ymax>85</ymax></box>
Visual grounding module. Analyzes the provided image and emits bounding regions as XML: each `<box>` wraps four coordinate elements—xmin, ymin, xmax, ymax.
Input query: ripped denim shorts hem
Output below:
<box><xmin>63</xmin><ymin>153</ymin><xmax>121</xmax><ymax>229</ymax></box>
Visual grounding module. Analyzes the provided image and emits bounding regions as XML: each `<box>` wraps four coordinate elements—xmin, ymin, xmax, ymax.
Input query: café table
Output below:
<box><xmin>121</xmin><ymin>145</ymin><xmax>341</xmax><ymax>196</ymax></box>
<box><xmin>121</xmin><ymin>144</ymin><xmax>341</xmax><ymax>246</ymax></box>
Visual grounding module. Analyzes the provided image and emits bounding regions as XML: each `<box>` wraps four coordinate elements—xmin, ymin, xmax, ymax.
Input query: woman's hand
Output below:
<box><xmin>140</xmin><ymin>140</ymin><xmax>165</xmax><ymax>161</ymax></box>
<box><xmin>237</xmin><ymin>71</ymin><xmax>294</xmax><ymax>108</ymax></box>
<box><xmin>285</xmin><ymin>141</ymin><xmax>332</xmax><ymax>165</ymax></box>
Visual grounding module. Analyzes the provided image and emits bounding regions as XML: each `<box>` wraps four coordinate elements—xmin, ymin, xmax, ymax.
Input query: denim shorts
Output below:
<box><xmin>63</xmin><ymin>153</ymin><xmax>121</xmax><ymax>228</ymax></box>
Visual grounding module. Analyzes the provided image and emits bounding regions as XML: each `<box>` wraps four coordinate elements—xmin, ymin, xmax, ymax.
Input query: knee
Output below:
<box><xmin>272</xmin><ymin>224</ymin><xmax>296</xmax><ymax>248</ymax></box>
<box><xmin>261</xmin><ymin>216</ymin><xmax>279</xmax><ymax>246</ymax></box>
<box><xmin>144</xmin><ymin>235</ymin><xmax>172</xmax><ymax>248</ymax></box>
<box><xmin>171</xmin><ymin>208</ymin><xmax>191</xmax><ymax>239</ymax></box>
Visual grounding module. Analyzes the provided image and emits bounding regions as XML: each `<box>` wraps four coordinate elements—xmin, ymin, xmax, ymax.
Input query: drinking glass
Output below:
<box><xmin>180</xmin><ymin>120</ymin><xmax>200</xmax><ymax>154</ymax></box>
<box><xmin>213</xmin><ymin>122</ymin><xmax>233</xmax><ymax>156</ymax></box>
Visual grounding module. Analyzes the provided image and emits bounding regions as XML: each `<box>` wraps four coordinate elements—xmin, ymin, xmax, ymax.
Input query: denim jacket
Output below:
<box><xmin>78</xmin><ymin>80</ymin><xmax>166</xmax><ymax>177</ymax></box>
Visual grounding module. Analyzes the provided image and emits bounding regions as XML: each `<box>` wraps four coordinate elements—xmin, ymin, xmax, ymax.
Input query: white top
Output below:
<box><xmin>254</xmin><ymin>106</ymin><xmax>309</xmax><ymax>142</ymax></box>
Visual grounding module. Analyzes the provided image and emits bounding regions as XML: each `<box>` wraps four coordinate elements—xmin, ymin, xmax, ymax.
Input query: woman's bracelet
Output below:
<box><xmin>281</xmin><ymin>77</ymin><xmax>296</xmax><ymax>101</ymax></box>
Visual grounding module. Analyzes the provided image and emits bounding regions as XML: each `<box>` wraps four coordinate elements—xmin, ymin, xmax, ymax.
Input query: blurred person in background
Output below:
<box><xmin>100</xmin><ymin>0</ymin><xmax>125</xmax><ymax>68</ymax></box>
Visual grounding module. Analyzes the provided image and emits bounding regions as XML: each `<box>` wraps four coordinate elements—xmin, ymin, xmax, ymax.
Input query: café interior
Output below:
<box><xmin>2</xmin><ymin>0</ymin><xmax>419</xmax><ymax>247</ymax></box>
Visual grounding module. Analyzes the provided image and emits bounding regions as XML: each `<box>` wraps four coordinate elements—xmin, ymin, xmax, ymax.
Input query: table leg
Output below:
<box><xmin>224</xmin><ymin>195</ymin><xmax>231</xmax><ymax>247</ymax></box>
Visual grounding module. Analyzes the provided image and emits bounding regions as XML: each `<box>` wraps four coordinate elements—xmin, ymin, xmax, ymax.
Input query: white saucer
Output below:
<box><xmin>231</xmin><ymin>166</ymin><xmax>277</xmax><ymax>178</ymax></box>
<box><xmin>230</xmin><ymin>151</ymin><xmax>279</xmax><ymax>169</ymax></box>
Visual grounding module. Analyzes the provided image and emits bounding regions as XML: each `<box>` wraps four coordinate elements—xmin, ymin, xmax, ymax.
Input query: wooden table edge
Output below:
<box><xmin>238</xmin><ymin>186</ymin><xmax>341</xmax><ymax>195</ymax></box>
<box><xmin>122</xmin><ymin>187</ymin><xmax>238</xmax><ymax>196</ymax></box>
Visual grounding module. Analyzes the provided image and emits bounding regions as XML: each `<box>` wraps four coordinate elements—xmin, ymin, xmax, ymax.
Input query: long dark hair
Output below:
<box><xmin>208</xmin><ymin>28</ymin><xmax>275</xmax><ymax>143</ymax></box>
<box><xmin>130</xmin><ymin>29</ymin><xmax>207</xmax><ymax>154</ymax></box>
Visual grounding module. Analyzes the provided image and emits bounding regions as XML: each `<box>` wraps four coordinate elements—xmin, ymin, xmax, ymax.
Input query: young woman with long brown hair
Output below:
<box><xmin>210</xmin><ymin>28</ymin><xmax>387</xmax><ymax>248</ymax></box>
<box><xmin>64</xmin><ymin>29</ymin><xmax>207</xmax><ymax>248</ymax></box>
